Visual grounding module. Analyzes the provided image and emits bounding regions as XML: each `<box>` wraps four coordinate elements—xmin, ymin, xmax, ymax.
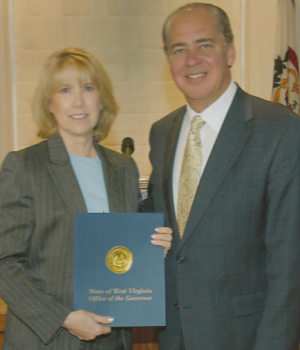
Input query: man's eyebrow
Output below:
<box><xmin>195</xmin><ymin>38</ymin><xmax>214</xmax><ymax>44</ymax></box>
<box><xmin>169</xmin><ymin>42</ymin><xmax>186</xmax><ymax>50</ymax></box>
<box><xmin>170</xmin><ymin>37</ymin><xmax>215</xmax><ymax>50</ymax></box>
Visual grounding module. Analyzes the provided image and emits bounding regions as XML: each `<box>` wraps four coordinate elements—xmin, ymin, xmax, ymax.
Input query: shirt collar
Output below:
<box><xmin>186</xmin><ymin>80</ymin><xmax>237</xmax><ymax>133</ymax></box>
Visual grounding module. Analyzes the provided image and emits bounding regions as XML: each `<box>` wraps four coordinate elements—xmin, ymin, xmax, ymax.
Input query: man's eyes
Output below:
<box><xmin>201</xmin><ymin>44</ymin><xmax>211</xmax><ymax>49</ymax></box>
<box><xmin>172</xmin><ymin>44</ymin><xmax>211</xmax><ymax>55</ymax></box>
<box><xmin>173</xmin><ymin>48</ymin><xmax>186</xmax><ymax>54</ymax></box>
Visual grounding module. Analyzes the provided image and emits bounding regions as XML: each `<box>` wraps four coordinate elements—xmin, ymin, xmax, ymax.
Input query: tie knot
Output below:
<box><xmin>191</xmin><ymin>115</ymin><xmax>205</xmax><ymax>132</ymax></box>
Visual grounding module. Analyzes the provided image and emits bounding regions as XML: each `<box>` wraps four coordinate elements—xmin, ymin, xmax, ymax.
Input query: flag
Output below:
<box><xmin>272</xmin><ymin>0</ymin><xmax>300</xmax><ymax>116</ymax></box>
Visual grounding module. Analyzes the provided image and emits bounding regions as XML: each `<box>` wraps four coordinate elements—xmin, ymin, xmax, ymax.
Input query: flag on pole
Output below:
<box><xmin>272</xmin><ymin>0</ymin><xmax>300</xmax><ymax>116</ymax></box>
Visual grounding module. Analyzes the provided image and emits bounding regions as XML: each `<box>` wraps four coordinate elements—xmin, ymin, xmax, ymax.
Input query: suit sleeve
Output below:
<box><xmin>139</xmin><ymin>124</ymin><xmax>156</xmax><ymax>213</ymax></box>
<box><xmin>253</xmin><ymin>119</ymin><xmax>300</xmax><ymax>349</ymax></box>
<box><xmin>125</xmin><ymin>156</ymin><xmax>142</xmax><ymax>211</ymax></box>
<box><xmin>0</xmin><ymin>152</ymin><xmax>70</xmax><ymax>345</ymax></box>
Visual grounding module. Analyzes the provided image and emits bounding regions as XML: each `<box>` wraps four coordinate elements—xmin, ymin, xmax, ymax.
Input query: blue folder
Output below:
<box><xmin>73</xmin><ymin>213</ymin><xmax>166</xmax><ymax>327</ymax></box>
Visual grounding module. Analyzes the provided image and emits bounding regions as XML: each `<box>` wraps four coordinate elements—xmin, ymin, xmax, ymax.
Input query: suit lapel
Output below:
<box><xmin>47</xmin><ymin>135</ymin><xmax>126</xmax><ymax>214</ymax></box>
<box><xmin>47</xmin><ymin>134</ymin><xmax>87</xmax><ymax>213</ymax></box>
<box><xmin>163</xmin><ymin>106</ymin><xmax>186</xmax><ymax>244</ymax></box>
<box><xmin>181</xmin><ymin>88</ymin><xmax>254</xmax><ymax>245</ymax></box>
<box><xmin>94</xmin><ymin>140</ymin><xmax>126</xmax><ymax>213</ymax></box>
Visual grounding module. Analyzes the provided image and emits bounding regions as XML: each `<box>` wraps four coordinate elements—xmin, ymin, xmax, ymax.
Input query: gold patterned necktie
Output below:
<box><xmin>177</xmin><ymin>115</ymin><xmax>205</xmax><ymax>238</ymax></box>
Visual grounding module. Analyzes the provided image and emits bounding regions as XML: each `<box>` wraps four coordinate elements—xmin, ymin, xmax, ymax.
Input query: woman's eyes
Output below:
<box><xmin>58</xmin><ymin>85</ymin><xmax>95</xmax><ymax>93</ymax></box>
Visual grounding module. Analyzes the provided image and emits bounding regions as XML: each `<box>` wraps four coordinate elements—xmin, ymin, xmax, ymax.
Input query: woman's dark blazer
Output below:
<box><xmin>0</xmin><ymin>134</ymin><xmax>141</xmax><ymax>349</ymax></box>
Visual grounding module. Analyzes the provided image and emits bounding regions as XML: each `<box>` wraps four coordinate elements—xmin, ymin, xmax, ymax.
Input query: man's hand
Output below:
<box><xmin>62</xmin><ymin>310</ymin><xmax>113</xmax><ymax>341</ymax></box>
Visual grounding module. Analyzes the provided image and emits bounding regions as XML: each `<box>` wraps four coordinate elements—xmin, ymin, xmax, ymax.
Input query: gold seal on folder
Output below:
<box><xmin>106</xmin><ymin>246</ymin><xmax>133</xmax><ymax>274</ymax></box>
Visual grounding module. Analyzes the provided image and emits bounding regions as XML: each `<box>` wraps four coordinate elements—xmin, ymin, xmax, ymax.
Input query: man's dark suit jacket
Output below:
<box><xmin>0</xmin><ymin>134</ymin><xmax>141</xmax><ymax>350</ymax></box>
<box><xmin>143</xmin><ymin>87</ymin><xmax>300</xmax><ymax>350</ymax></box>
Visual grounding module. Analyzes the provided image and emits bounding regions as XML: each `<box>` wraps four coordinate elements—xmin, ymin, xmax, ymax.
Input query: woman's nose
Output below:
<box><xmin>73</xmin><ymin>90</ymin><xmax>84</xmax><ymax>106</ymax></box>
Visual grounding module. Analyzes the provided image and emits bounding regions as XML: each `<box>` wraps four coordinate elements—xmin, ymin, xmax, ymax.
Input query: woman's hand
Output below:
<box><xmin>151</xmin><ymin>227</ymin><xmax>173</xmax><ymax>257</ymax></box>
<box><xmin>62</xmin><ymin>310</ymin><xmax>113</xmax><ymax>341</ymax></box>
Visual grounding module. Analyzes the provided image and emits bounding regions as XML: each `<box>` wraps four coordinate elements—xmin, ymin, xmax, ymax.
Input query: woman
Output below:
<box><xmin>0</xmin><ymin>48</ymin><xmax>172</xmax><ymax>349</ymax></box>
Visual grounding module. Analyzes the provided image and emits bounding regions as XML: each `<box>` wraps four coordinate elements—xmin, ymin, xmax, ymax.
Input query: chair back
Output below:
<box><xmin>0</xmin><ymin>298</ymin><xmax>6</xmax><ymax>333</ymax></box>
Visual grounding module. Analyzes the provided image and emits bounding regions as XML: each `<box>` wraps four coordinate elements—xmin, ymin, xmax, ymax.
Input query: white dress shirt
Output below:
<box><xmin>173</xmin><ymin>80</ymin><xmax>238</xmax><ymax>216</ymax></box>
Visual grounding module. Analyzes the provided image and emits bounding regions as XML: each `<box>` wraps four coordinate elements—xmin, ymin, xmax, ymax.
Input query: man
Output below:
<box><xmin>142</xmin><ymin>3</ymin><xmax>300</xmax><ymax>350</ymax></box>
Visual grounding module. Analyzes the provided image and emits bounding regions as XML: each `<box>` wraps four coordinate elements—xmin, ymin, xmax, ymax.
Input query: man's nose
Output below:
<box><xmin>186</xmin><ymin>48</ymin><xmax>202</xmax><ymax>66</ymax></box>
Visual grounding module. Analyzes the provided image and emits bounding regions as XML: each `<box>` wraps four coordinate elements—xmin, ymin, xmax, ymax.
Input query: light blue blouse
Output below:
<box><xmin>69</xmin><ymin>154</ymin><xmax>109</xmax><ymax>213</ymax></box>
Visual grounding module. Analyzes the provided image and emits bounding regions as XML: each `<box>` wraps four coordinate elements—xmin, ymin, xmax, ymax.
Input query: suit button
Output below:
<box><xmin>177</xmin><ymin>256</ymin><xmax>185</xmax><ymax>264</ymax></box>
<box><xmin>174</xmin><ymin>303</ymin><xmax>180</xmax><ymax>309</ymax></box>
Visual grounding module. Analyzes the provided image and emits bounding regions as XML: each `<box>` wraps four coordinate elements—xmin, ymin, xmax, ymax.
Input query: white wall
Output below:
<box><xmin>0</xmin><ymin>0</ymin><xmax>13</xmax><ymax>162</ymax></box>
<box><xmin>0</xmin><ymin>0</ymin><xmax>284</xmax><ymax>178</ymax></box>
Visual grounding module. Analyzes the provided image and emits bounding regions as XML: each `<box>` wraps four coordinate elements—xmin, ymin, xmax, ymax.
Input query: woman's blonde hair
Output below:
<box><xmin>32</xmin><ymin>47</ymin><xmax>119</xmax><ymax>140</ymax></box>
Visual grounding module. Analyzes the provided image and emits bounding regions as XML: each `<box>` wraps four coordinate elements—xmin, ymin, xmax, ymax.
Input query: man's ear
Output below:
<box><xmin>227</xmin><ymin>43</ymin><xmax>236</xmax><ymax>68</ymax></box>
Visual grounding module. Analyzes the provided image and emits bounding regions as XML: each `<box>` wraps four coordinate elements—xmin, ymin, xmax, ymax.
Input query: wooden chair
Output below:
<box><xmin>133</xmin><ymin>327</ymin><xmax>159</xmax><ymax>350</ymax></box>
<box><xmin>0</xmin><ymin>297</ymin><xmax>6</xmax><ymax>350</ymax></box>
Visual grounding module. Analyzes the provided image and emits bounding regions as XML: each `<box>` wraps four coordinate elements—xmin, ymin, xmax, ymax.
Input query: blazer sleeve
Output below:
<box><xmin>139</xmin><ymin>124</ymin><xmax>155</xmax><ymax>213</ymax></box>
<box><xmin>125</xmin><ymin>156</ymin><xmax>142</xmax><ymax>212</ymax></box>
<box><xmin>253</xmin><ymin>119</ymin><xmax>300</xmax><ymax>349</ymax></box>
<box><xmin>0</xmin><ymin>152</ymin><xmax>70</xmax><ymax>345</ymax></box>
